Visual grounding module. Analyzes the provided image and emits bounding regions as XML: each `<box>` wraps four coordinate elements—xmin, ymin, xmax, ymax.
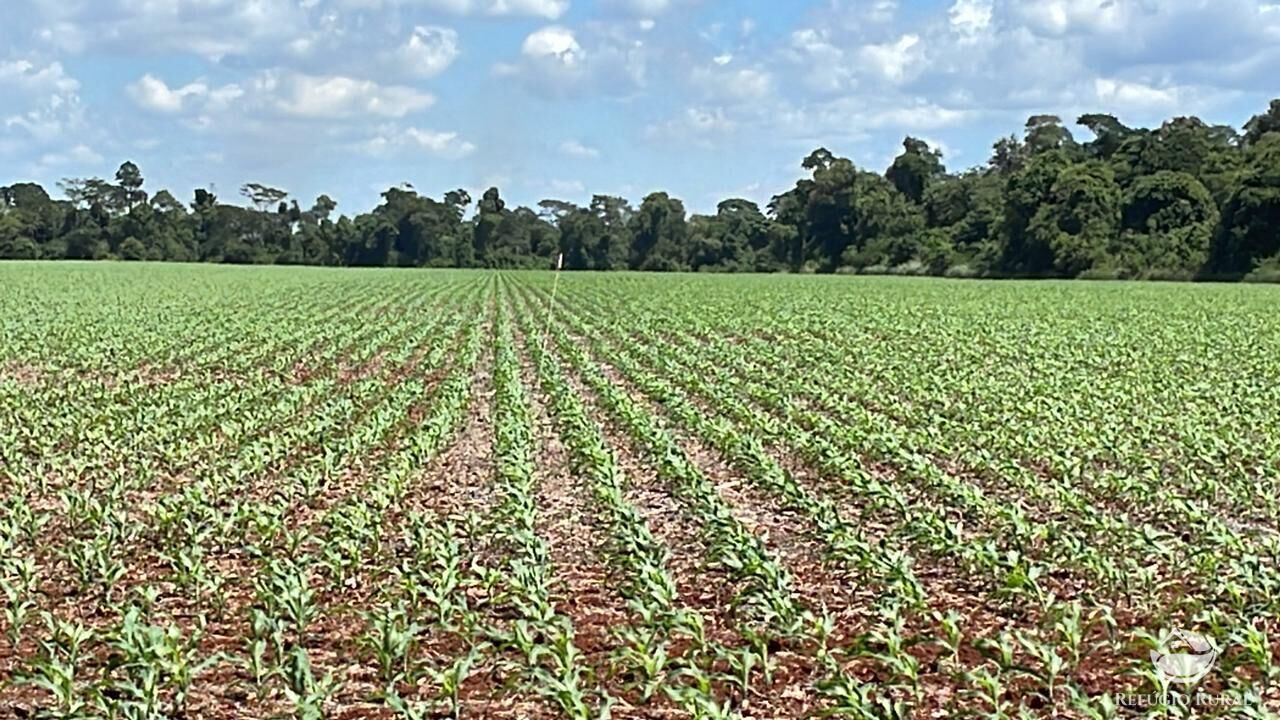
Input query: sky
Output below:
<box><xmin>2</xmin><ymin>0</ymin><xmax>1279</xmax><ymax>216</ymax></box>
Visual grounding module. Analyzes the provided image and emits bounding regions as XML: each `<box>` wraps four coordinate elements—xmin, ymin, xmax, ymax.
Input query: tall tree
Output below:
<box><xmin>1000</xmin><ymin>148</ymin><xmax>1073</xmax><ymax>274</ymax></box>
<box><xmin>1024</xmin><ymin>115</ymin><xmax>1078</xmax><ymax>156</ymax></box>
<box><xmin>1028</xmin><ymin>161</ymin><xmax>1121</xmax><ymax>276</ymax></box>
<box><xmin>628</xmin><ymin>192</ymin><xmax>688</xmax><ymax>271</ymax></box>
<box><xmin>473</xmin><ymin>187</ymin><xmax>505</xmax><ymax>266</ymax></box>
<box><xmin>1214</xmin><ymin>134</ymin><xmax>1280</xmax><ymax>273</ymax></box>
<box><xmin>240</xmin><ymin>183</ymin><xmax>288</xmax><ymax>212</ymax></box>
<box><xmin>886</xmin><ymin>137</ymin><xmax>945</xmax><ymax>204</ymax></box>
<box><xmin>1243</xmin><ymin>99</ymin><xmax>1280</xmax><ymax>146</ymax></box>
<box><xmin>1077</xmin><ymin>114</ymin><xmax>1135</xmax><ymax>161</ymax></box>
<box><xmin>1116</xmin><ymin>171</ymin><xmax>1218</xmax><ymax>275</ymax></box>
<box><xmin>115</xmin><ymin>162</ymin><xmax>147</xmax><ymax>211</ymax></box>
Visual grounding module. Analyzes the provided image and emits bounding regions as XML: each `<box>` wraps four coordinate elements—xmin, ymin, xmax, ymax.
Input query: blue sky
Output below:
<box><xmin>2</xmin><ymin>0</ymin><xmax>1279</xmax><ymax>215</ymax></box>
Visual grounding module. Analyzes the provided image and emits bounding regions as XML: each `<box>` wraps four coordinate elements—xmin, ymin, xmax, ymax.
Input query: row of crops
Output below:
<box><xmin>0</xmin><ymin>262</ymin><xmax>1277</xmax><ymax>718</ymax></box>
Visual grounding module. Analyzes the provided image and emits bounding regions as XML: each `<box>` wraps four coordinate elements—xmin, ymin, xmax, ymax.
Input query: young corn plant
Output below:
<box><xmin>665</xmin><ymin>667</ymin><xmax>742</xmax><ymax>720</ymax></box>
<box><xmin>421</xmin><ymin>641</ymin><xmax>488</xmax><ymax>719</ymax></box>
<box><xmin>102</xmin><ymin>608</ymin><xmax>218</xmax><ymax>719</ymax></box>
<box><xmin>281</xmin><ymin>647</ymin><xmax>343</xmax><ymax>720</ymax></box>
<box><xmin>2</xmin><ymin>575</ymin><xmax>37</xmax><ymax>647</ymax></box>
<box><xmin>361</xmin><ymin>603</ymin><xmax>423</xmax><ymax>686</ymax></box>
<box><xmin>17</xmin><ymin>614</ymin><xmax>99</xmax><ymax>720</ymax></box>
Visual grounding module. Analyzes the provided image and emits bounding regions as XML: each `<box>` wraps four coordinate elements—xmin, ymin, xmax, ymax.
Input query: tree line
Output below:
<box><xmin>4</xmin><ymin>99</ymin><xmax>1280</xmax><ymax>280</ymax></box>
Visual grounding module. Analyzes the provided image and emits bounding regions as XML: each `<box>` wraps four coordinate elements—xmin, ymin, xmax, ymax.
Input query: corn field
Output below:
<box><xmin>1</xmin><ymin>263</ymin><xmax>1278</xmax><ymax>719</ymax></box>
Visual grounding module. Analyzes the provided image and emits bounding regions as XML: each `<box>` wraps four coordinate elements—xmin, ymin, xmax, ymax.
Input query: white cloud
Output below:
<box><xmin>861</xmin><ymin>102</ymin><xmax>973</xmax><ymax>130</ymax></box>
<box><xmin>916</xmin><ymin>136</ymin><xmax>956</xmax><ymax>161</ymax></box>
<box><xmin>419</xmin><ymin>0</ymin><xmax>568</xmax><ymax>19</ymax></box>
<box><xmin>267</xmin><ymin>72</ymin><xmax>434</xmax><ymax>118</ymax></box>
<box><xmin>764</xmin><ymin>97</ymin><xmax>973</xmax><ymax>146</ymax></box>
<box><xmin>397</xmin><ymin>26</ymin><xmax>460</xmax><ymax>78</ymax></box>
<box><xmin>860</xmin><ymin>34</ymin><xmax>922</xmax><ymax>84</ymax></box>
<box><xmin>522</xmin><ymin>26</ymin><xmax>584</xmax><ymax>67</ymax></box>
<box><xmin>38</xmin><ymin>144</ymin><xmax>103</xmax><ymax>167</ymax></box>
<box><xmin>645</xmin><ymin>106</ymin><xmax>737</xmax><ymax>144</ymax></box>
<box><xmin>870</xmin><ymin>0</ymin><xmax>898</xmax><ymax>23</ymax></box>
<box><xmin>501</xmin><ymin>23</ymin><xmax>648</xmax><ymax>97</ymax></box>
<box><xmin>559</xmin><ymin>140</ymin><xmax>601</xmax><ymax>159</ymax></box>
<box><xmin>127</xmin><ymin>74</ymin><xmax>218</xmax><ymax>113</ymax></box>
<box><xmin>502</xmin><ymin>25</ymin><xmax>588</xmax><ymax>94</ymax></box>
<box><xmin>824</xmin><ymin>0</ymin><xmax>897</xmax><ymax>26</ymax></box>
<box><xmin>28</xmin><ymin>0</ymin><xmax>309</xmax><ymax>60</ymax></box>
<box><xmin>685</xmin><ymin>107</ymin><xmax>735</xmax><ymax>132</ymax></box>
<box><xmin>548</xmin><ymin>178</ymin><xmax>586</xmax><ymax>194</ymax></box>
<box><xmin>0</xmin><ymin>59</ymin><xmax>80</xmax><ymax>94</ymax></box>
<box><xmin>949</xmin><ymin>0</ymin><xmax>993</xmax><ymax>40</ymax></box>
<box><xmin>787</xmin><ymin>29</ymin><xmax>855</xmax><ymax>94</ymax></box>
<box><xmin>7</xmin><ymin>0</ymin><xmax>1280</xmax><ymax>207</ymax></box>
<box><xmin>615</xmin><ymin>0</ymin><xmax>672</xmax><ymax>13</ymax></box>
<box><xmin>127</xmin><ymin>69</ymin><xmax>432</xmax><ymax>126</ymax></box>
<box><xmin>1016</xmin><ymin>0</ymin><xmax>1127</xmax><ymax>37</ymax></box>
<box><xmin>0</xmin><ymin>58</ymin><xmax>84</xmax><ymax>148</ymax></box>
<box><xmin>17</xmin><ymin>1</ymin><xmax>469</xmax><ymax>82</ymax></box>
<box><xmin>1093</xmin><ymin>78</ymin><xmax>1180</xmax><ymax>109</ymax></box>
<box><xmin>691</xmin><ymin>65</ymin><xmax>773</xmax><ymax>103</ymax></box>
<box><xmin>603</xmin><ymin>0</ymin><xmax>697</xmax><ymax>17</ymax></box>
<box><xmin>357</xmin><ymin>125</ymin><xmax>473</xmax><ymax>158</ymax></box>
<box><xmin>404</xmin><ymin>128</ymin><xmax>476</xmax><ymax>157</ymax></box>
<box><xmin>361</xmin><ymin>125</ymin><xmax>477</xmax><ymax>159</ymax></box>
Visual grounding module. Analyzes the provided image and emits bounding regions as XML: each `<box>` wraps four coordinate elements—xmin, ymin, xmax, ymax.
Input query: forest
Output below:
<box><xmin>3</xmin><ymin>99</ymin><xmax>1280</xmax><ymax>280</ymax></box>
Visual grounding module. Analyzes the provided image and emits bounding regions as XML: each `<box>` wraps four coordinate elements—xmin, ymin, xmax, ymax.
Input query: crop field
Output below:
<box><xmin>1</xmin><ymin>262</ymin><xmax>1279</xmax><ymax>719</ymax></box>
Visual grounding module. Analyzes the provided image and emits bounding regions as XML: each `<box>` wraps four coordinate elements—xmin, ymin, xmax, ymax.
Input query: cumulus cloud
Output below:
<box><xmin>645</xmin><ymin>107</ymin><xmax>737</xmax><ymax>145</ymax></box>
<box><xmin>127</xmin><ymin>74</ymin><xmax>243</xmax><ymax>114</ymax></box>
<box><xmin>498</xmin><ymin>23</ymin><xmax>648</xmax><ymax>97</ymax></box>
<box><xmin>38</xmin><ymin>143</ymin><xmax>103</xmax><ymax>167</ymax></box>
<box><xmin>361</xmin><ymin>125</ymin><xmax>477</xmax><ymax>159</ymax></box>
<box><xmin>1093</xmin><ymin>77</ymin><xmax>1180</xmax><ymax>109</ymax></box>
<box><xmin>758</xmin><ymin>0</ymin><xmax>1278</xmax><ymax>153</ymax></box>
<box><xmin>18</xmin><ymin>1</ymin><xmax>471</xmax><ymax>85</ymax></box>
<box><xmin>786</xmin><ymin>29</ymin><xmax>855</xmax><ymax>94</ymax></box>
<box><xmin>859</xmin><ymin>34</ymin><xmax>922</xmax><ymax>84</ymax></box>
<box><xmin>559</xmin><ymin>140</ymin><xmax>601</xmax><ymax>159</ymax></box>
<box><xmin>547</xmin><ymin>178</ymin><xmax>586</xmax><ymax>195</ymax></box>
<box><xmin>396</xmin><ymin>26</ymin><xmax>460</xmax><ymax>78</ymax></box>
<box><xmin>949</xmin><ymin>0</ymin><xmax>993</xmax><ymax>41</ymax></box>
<box><xmin>0</xmin><ymin>57</ymin><xmax>85</xmax><ymax>148</ymax></box>
<box><xmin>1014</xmin><ymin>0</ymin><xmax>1127</xmax><ymax>37</ymax></box>
<box><xmin>610</xmin><ymin>0</ymin><xmax>673</xmax><ymax>14</ymax></box>
<box><xmin>417</xmin><ymin>0</ymin><xmax>569</xmax><ymax>19</ymax></box>
<box><xmin>522</xmin><ymin>26</ymin><xmax>585</xmax><ymax>68</ymax></box>
<box><xmin>406</xmin><ymin>128</ymin><xmax>476</xmax><ymax>157</ymax></box>
<box><xmin>26</xmin><ymin>0</ymin><xmax>309</xmax><ymax>60</ymax></box>
<box><xmin>690</xmin><ymin>64</ymin><xmax>773</xmax><ymax>103</ymax></box>
<box><xmin>5</xmin><ymin>0</ymin><xmax>1280</xmax><ymax>207</ymax></box>
<box><xmin>600</xmin><ymin>0</ymin><xmax>698</xmax><ymax>18</ymax></box>
<box><xmin>770</xmin><ymin>98</ymin><xmax>973</xmax><ymax>146</ymax></box>
<box><xmin>0</xmin><ymin>59</ymin><xmax>80</xmax><ymax>94</ymax></box>
<box><xmin>127</xmin><ymin>69</ymin><xmax>432</xmax><ymax>122</ymax></box>
<box><xmin>257</xmin><ymin>71</ymin><xmax>434</xmax><ymax>119</ymax></box>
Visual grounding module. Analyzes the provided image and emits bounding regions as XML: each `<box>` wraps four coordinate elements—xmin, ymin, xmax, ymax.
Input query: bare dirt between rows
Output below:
<box><xmin>633</xmin><ymin>326</ymin><xmax>1197</xmax><ymax>714</ymax></box>
<box><xmin>511</xmin><ymin>327</ymin><xmax>646</xmax><ymax>715</ymax></box>
<box><xmin>0</xmin><ymin>361</ymin><xmax>47</xmax><ymax>386</ymax></box>
<box><xmin>534</xmin><ymin>325</ymin><xmax>840</xmax><ymax>718</ymax></box>
<box><xmin>0</xmin><ymin>328</ymin><xmax>482</xmax><ymax>720</ymax></box>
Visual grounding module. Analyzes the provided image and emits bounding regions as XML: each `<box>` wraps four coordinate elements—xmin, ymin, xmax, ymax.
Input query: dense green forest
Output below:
<box><xmin>4</xmin><ymin>100</ymin><xmax>1280</xmax><ymax>280</ymax></box>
